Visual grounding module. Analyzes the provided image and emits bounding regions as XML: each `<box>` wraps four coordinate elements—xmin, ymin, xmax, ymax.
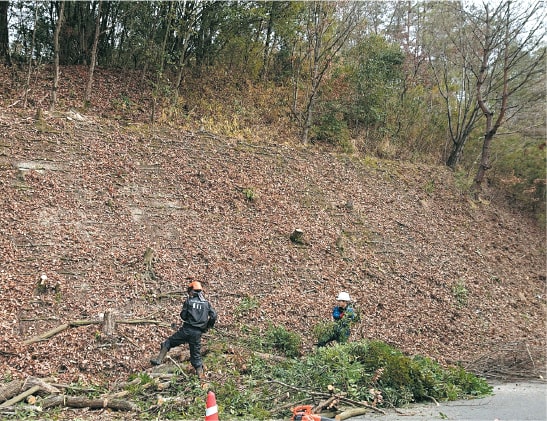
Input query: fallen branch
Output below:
<box><xmin>23</xmin><ymin>320</ymin><xmax>100</xmax><ymax>345</ymax></box>
<box><xmin>424</xmin><ymin>394</ymin><xmax>440</xmax><ymax>406</ymax></box>
<box><xmin>117</xmin><ymin>319</ymin><xmax>170</xmax><ymax>326</ymax></box>
<box><xmin>23</xmin><ymin>318</ymin><xmax>169</xmax><ymax>345</ymax></box>
<box><xmin>337</xmin><ymin>396</ymin><xmax>385</xmax><ymax>415</ymax></box>
<box><xmin>312</xmin><ymin>395</ymin><xmax>338</xmax><ymax>413</ymax></box>
<box><xmin>49</xmin><ymin>383</ymin><xmax>99</xmax><ymax>393</ymax></box>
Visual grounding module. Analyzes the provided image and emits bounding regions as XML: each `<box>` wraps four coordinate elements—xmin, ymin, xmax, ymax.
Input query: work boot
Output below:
<box><xmin>150</xmin><ymin>346</ymin><xmax>168</xmax><ymax>366</ymax></box>
<box><xmin>195</xmin><ymin>365</ymin><xmax>204</xmax><ymax>379</ymax></box>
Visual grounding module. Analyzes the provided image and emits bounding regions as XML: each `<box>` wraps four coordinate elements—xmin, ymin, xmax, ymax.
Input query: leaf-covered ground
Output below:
<box><xmin>0</xmin><ymin>66</ymin><xmax>545</xmax><ymax>388</ymax></box>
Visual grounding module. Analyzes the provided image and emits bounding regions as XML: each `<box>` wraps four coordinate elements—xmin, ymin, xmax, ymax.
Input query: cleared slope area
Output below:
<box><xmin>0</xmin><ymin>108</ymin><xmax>545</xmax><ymax>384</ymax></box>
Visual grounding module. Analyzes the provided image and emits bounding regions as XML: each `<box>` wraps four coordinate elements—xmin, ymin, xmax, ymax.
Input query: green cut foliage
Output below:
<box><xmin>35</xmin><ymin>339</ymin><xmax>491</xmax><ymax>420</ymax></box>
<box><xmin>262</xmin><ymin>323</ymin><xmax>302</xmax><ymax>358</ymax></box>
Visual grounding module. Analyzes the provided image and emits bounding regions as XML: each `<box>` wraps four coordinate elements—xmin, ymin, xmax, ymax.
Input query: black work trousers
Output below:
<box><xmin>163</xmin><ymin>324</ymin><xmax>203</xmax><ymax>369</ymax></box>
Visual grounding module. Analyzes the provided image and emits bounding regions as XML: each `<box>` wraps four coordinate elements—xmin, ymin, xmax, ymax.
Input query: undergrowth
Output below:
<box><xmin>103</xmin><ymin>335</ymin><xmax>491</xmax><ymax>419</ymax></box>
<box><xmin>3</xmin><ymin>330</ymin><xmax>492</xmax><ymax>420</ymax></box>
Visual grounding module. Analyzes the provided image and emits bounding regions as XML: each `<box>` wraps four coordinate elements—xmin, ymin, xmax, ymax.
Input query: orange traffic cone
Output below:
<box><xmin>205</xmin><ymin>390</ymin><xmax>219</xmax><ymax>421</ymax></box>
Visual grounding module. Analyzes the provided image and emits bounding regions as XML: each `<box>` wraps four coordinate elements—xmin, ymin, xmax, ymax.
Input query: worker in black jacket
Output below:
<box><xmin>150</xmin><ymin>280</ymin><xmax>217</xmax><ymax>377</ymax></box>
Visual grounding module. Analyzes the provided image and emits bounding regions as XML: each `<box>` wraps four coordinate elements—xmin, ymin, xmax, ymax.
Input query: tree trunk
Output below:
<box><xmin>446</xmin><ymin>137</ymin><xmax>466</xmax><ymax>169</ymax></box>
<box><xmin>50</xmin><ymin>1</ymin><xmax>65</xmax><ymax>112</ymax></box>
<box><xmin>0</xmin><ymin>1</ymin><xmax>11</xmax><ymax>66</ymax></box>
<box><xmin>299</xmin><ymin>2</ymin><xmax>358</xmax><ymax>144</ymax></box>
<box><xmin>84</xmin><ymin>0</ymin><xmax>101</xmax><ymax>107</ymax></box>
<box><xmin>472</xmin><ymin>130</ymin><xmax>494</xmax><ymax>197</ymax></box>
<box><xmin>301</xmin><ymin>2</ymin><xmax>323</xmax><ymax>145</ymax></box>
<box><xmin>260</xmin><ymin>3</ymin><xmax>275</xmax><ymax>82</ymax></box>
<box><xmin>23</xmin><ymin>1</ymin><xmax>38</xmax><ymax>108</ymax></box>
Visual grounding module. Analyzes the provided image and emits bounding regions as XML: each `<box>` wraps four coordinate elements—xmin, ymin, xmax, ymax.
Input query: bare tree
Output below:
<box><xmin>291</xmin><ymin>1</ymin><xmax>362</xmax><ymax>144</ymax></box>
<box><xmin>423</xmin><ymin>2</ymin><xmax>483</xmax><ymax>169</ymax></box>
<box><xmin>471</xmin><ymin>1</ymin><xmax>545</xmax><ymax>196</ymax></box>
<box><xmin>423</xmin><ymin>1</ymin><xmax>544</xmax><ymax>183</ymax></box>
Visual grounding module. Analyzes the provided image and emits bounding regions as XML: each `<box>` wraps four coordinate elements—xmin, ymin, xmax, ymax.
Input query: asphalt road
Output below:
<box><xmin>354</xmin><ymin>381</ymin><xmax>547</xmax><ymax>421</ymax></box>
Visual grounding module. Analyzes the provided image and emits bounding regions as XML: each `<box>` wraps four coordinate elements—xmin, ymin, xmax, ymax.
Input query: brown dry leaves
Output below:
<box><xmin>0</xmin><ymin>66</ymin><xmax>545</xmax><ymax>386</ymax></box>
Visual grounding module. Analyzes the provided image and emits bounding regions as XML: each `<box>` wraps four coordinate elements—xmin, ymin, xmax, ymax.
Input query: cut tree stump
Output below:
<box><xmin>102</xmin><ymin>311</ymin><xmax>116</xmax><ymax>337</ymax></box>
<box><xmin>290</xmin><ymin>229</ymin><xmax>306</xmax><ymax>244</ymax></box>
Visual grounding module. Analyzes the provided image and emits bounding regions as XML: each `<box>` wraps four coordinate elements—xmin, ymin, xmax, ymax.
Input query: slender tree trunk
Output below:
<box><xmin>473</xmin><ymin>130</ymin><xmax>494</xmax><ymax>194</ymax></box>
<box><xmin>84</xmin><ymin>0</ymin><xmax>101</xmax><ymax>107</ymax></box>
<box><xmin>0</xmin><ymin>1</ymin><xmax>11</xmax><ymax>66</ymax></box>
<box><xmin>302</xmin><ymin>2</ymin><xmax>323</xmax><ymax>145</ymax></box>
<box><xmin>50</xmin><ymin>1</ymin><xmax>65</xmax><ymax>112</ymax></box>
<box><xmin>174</xmin><ymin>1</ymin><xmax>197</xmax><ymax>94</ymax></box>
<box><xmin>23</xmin><ymin>1</ymin><xmax>38</xmax><ymax>108</ymax></box>
<box><xmin>260</xmin><ymin>3</ymin><xmax>274</xmax><ymax>82</ymax></box>
<box><xmin>158</xmin><ymin>1</ymin><xmax>172</xmax><ymax>75</ymax></box>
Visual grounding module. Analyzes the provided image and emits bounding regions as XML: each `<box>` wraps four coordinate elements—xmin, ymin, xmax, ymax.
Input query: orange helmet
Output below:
<box><xmin>188</xmin><ymin>281</ymin><xmax>202</xmax><ymax>291</ymax></box>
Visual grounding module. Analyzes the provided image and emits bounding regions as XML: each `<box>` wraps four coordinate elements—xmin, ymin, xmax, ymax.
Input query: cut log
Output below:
<box><xmin>41</xmin><ymin>394</ymin><xmax>139</xmax><ymax>411</ymax></box>
<box><xmin>0</xmin><ymin>385</ymin><xmax>40</xmax><ymax>408</ymax></box>
<box><xmin>23</xmin><ymin>377</ymin><xmax>60</xmax><ymax>395</ymax></box>
<box><xmin>0</xmin><ymin>377</ymin><xmax>60</xmax><ymax>406</ymax></box>
<box><xmin>335</xmin><ymin>407</ymin><xmax>370</xmax><ymax>420</ymax></box>
<box><xmin>0</xmin><ymin>379</ymin><xmax>24</xmax><ymax>403</ymax></box>
<box><xmin>337</xmin><ymin>397</ymin><xmax>386</xmax><ymax>415</ymax></box>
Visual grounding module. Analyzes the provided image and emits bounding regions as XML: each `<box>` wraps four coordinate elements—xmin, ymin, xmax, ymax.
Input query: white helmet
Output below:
<box><xmin>337</xmin><ymin>291</ymin><xmax>351</xmax><ymax>301</ymax></box>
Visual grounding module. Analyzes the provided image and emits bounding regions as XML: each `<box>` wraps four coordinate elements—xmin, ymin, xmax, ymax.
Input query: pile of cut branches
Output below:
<box><xmin>465</xmin><ymin>341</ymin><xmax>546</xmax><ymax>380</ymax></box>
<box><xmin>0</xmin><ymin>376</ymin><xmax>138</xmax><ymax>416</ymax></box>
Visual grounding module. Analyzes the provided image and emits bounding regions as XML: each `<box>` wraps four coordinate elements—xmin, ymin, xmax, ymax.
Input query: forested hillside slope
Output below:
<box><xmin>0</xmin><ymin>66</ymin><xmax>545</xmax><ymax>387</ymax></box>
